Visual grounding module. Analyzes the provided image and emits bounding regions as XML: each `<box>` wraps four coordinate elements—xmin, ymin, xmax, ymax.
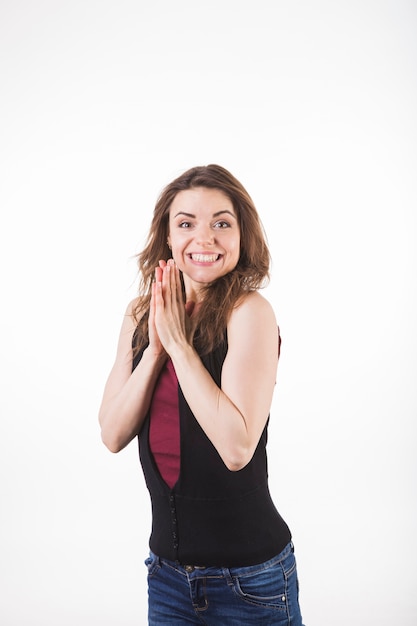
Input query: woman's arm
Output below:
<box><xmin>98</xmin><ymin>296</ymin><xmax>167</xmax><ymax>453</ymax></box>
<box><xmin>154</xmin><ymin>263</ymin><xmax>279</xmax><ymax>471</ymax></box>
<box><xmin>171</xmin><ymin>293</ymin><xmax>278</xmax><ymax>471</ymax></box>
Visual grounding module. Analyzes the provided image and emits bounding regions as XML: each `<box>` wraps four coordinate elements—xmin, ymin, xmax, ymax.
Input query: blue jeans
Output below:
<box><xmin>145</xmin><ymin>541</ymin><xmax>305</xmax><ymax>625</ymax></box>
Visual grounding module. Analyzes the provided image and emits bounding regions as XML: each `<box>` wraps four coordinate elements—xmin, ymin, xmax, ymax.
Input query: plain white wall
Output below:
<box><xmin>1</xmin><ymin>1</ymin><xmax>416</xmax><ymax>624</ymax></box>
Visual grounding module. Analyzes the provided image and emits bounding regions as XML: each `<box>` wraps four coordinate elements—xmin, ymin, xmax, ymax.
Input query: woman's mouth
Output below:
<box><xmin>189</xmin><ymin>253</ymin><xmax>220</xmax><ymax>263</ymax></box>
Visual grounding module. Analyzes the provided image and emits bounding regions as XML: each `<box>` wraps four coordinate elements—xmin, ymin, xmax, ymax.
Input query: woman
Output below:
<box><xmin>99</xmin><ymin>164</ymin><xmax>304</xmax><ymax>625</ymax></box>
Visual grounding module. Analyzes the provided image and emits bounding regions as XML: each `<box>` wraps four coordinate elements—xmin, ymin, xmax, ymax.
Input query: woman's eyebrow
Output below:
<box><xmin>213</xmin><ymin>210</ymin><xmax>236</xmax><ymax>218</ymax></box>
<box><xmin>173</xmin><ymin>211</ymin><xmax>194</xmax><ymax>218</ymax></box>
<box><xmin>173</xmin><ymin>210</ymin><xmax>236</xmax><ymax>219</ymax></box>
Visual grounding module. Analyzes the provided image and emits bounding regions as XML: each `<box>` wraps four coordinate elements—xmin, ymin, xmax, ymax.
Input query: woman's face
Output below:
<box><xmin>167</xmin><ymin>187</ymin><xmax>240</xmax><ymax>295</ymax></box>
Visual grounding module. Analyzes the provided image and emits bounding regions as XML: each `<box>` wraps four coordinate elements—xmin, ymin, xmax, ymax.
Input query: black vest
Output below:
<box><xmin>133</xmin><ymin>336</ymin><xmax>291</xmax><ymax>567</ymax></box>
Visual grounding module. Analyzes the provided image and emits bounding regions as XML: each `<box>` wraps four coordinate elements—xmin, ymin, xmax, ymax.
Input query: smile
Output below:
<box><xmin>190</xmin><ymin>253</ymin><xmax>220</xmax><ymax>263</ymax></box>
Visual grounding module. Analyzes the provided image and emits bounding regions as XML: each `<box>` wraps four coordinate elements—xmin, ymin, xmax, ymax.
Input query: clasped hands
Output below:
<box><xmin>149</xmin><ymin>259</ymin><xmax>196</xmax><ymax>357</ymax></box>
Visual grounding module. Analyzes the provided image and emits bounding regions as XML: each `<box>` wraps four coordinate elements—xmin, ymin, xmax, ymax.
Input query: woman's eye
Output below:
<box><xmin>179</xmin><ymin>221</ymin><xmax>191</xmax><ymax>228</ymax></box>
<box><xmin>214</xmin><ymin>220</ymin><xmax>230</xmax><ymax>228</ymax></box>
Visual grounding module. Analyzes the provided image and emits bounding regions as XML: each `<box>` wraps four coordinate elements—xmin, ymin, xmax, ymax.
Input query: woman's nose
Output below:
<box><xmin>195</xmin><ymin>227</ymin><xmax>214</xmax><ymax>245</ymax></box>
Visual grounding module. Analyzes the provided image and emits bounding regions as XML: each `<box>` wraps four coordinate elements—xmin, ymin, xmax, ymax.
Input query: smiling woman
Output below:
<box><xmin>98</xmin><ymin>164</ymin><xmax>305</xmax><ymax>625</ymax></box>
<box><xmin>167</xmin><ymin>187</ymin><xmax>241</xmax><ymax>289</ymax></box>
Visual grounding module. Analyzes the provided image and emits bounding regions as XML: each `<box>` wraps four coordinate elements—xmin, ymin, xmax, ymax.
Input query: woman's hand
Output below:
<box><xmin>154</xmin><ymin>259</ymin><xmax>194</xmax><ymax>354</ymax></box>
<box><xmin>148</xmin><ymin>261</ymin><xmax>169</xmax><ymax>357</ymax></box>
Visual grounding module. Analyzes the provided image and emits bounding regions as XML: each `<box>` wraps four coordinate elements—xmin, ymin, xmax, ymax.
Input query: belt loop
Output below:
<box><xmin>222</xmin><ymin>567</ymin><xmax>234</xmax><ymax>587</ymax></box>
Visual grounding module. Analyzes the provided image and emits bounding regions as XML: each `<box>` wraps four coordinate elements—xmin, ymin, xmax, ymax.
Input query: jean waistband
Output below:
<box><xmin>151</xmin><ymin>541</ymin><xmax>294</xmax><ymax>576</ymax></box>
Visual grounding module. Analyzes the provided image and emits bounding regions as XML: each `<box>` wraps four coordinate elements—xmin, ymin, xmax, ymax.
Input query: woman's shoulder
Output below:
<box><xmin>234</xmin><ymin>290</ymin><xmax>276</xmax><ymax>315</ymax></box>
<box><xmin>118</xmin><ymin>297</ymin><xmax>146</xmax><ymax>342</ymax></box>
<box><xmin>125</xmin><ymin>296</ymin><xmax>148</xmax><ymax>320</ymax></box>
<box><xmin>226</xmin><ymin>291</ymin><xmax>280</xmax><ymax>362</ymax></box>
<box><xmin>229</xmin><ymin>291</ymin><xmax>278</xmax><ymax>330</ymax></box>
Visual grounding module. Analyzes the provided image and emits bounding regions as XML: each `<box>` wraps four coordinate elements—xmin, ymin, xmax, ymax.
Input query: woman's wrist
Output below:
<box><xmin>143</xmin><ymin>344</ymin><xmax>168</xmax><ymax>367</ymax></box>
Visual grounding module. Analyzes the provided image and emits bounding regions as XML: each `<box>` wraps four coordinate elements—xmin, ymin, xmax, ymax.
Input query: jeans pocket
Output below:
<box><xmin>232</xmin><ymin>560</ymin><xmax>290</xmax><ymax>610</ymax></box>
<box><xmin>144</xmin><ymin>551</ymin><xmax>161</xmax><ymax>578</ymax></box>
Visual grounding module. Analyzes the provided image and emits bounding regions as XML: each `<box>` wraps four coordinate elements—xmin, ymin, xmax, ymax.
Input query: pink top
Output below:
<box><xmin>149</xmin><ymin>359</ymin><xmax>181</xmax><ymax>489</ymax></box>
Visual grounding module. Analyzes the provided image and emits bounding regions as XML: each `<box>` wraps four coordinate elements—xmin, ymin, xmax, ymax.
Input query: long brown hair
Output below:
<box><xmin>133</xmin><ymin>164</ymin><xmax>271</xmax><ymax>355</ymax></box>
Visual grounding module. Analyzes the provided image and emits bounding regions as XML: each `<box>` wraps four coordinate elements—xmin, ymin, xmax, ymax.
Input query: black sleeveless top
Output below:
<box><xmin>133</xmin><ymin>335</ymin><xmax>291</xmax><ymax>567</ymax></box>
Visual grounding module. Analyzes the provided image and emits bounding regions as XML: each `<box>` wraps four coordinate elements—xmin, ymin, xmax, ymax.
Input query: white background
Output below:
<box><xmin>1</xmin><ymin>1</ymin><xmax>416</xmax><ymax>624</ymax></box>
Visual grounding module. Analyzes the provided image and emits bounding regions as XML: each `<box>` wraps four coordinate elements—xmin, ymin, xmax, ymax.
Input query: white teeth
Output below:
<box><xmin>191</xmin><ymin>254</ymin><xmax>219</xmax><ymax>262</ymax></box>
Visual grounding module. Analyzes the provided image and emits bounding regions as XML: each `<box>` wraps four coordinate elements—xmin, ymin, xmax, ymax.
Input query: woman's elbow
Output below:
<box><xmin>223</xmin><ymin>447</ymin><xmax>253</xmax><ymax>472</ymax></box>
<box><xmin>100</xmin><ymin>428</ymin><xmax>126</xmax><ymax>454</ymax></box>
